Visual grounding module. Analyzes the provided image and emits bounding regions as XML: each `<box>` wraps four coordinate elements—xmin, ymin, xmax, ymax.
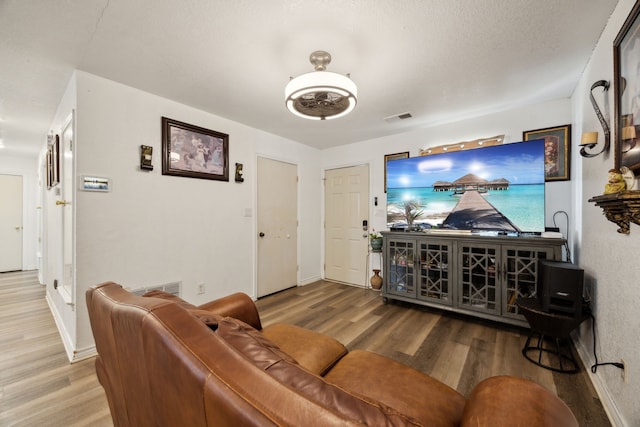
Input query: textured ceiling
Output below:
<box><xmin>0</xmin><ymin>0</ymin><xmax>619</xmax><ymax>156</ymax></box>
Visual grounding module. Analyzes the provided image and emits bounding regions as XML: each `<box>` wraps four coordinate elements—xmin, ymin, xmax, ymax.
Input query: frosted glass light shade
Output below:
<box><xmin>285</xmin><ymin>71</ymin><xmax>357</xmax><ymax>120</ymax></box>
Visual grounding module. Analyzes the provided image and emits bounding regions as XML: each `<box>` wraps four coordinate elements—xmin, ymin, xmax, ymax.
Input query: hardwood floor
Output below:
<box><xmin>0</xmin><ymin>272</ymin><xmax>610</xmax><ymax>426</ymax></box>
<box><xmin>0</xmin><ymin>270</ymin><xmax>112</xmax><ymax>426</ymax></box>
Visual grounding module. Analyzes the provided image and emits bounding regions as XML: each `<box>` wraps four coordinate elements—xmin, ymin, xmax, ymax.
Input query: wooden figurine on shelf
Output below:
<box><xmin>604</xmin><ymin>168</ymin><xmax>626</xmax><ymax>194</ymax></box>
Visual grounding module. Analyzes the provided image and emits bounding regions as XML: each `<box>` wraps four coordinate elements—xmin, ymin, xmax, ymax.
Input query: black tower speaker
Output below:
<box><xmin>537</xmin><ymin>260</ymin><xmax>584</xmax><ymax>316</ymax></box>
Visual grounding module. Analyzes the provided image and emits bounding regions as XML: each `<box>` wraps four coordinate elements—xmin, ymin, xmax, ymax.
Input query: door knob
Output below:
<box><xmin>259</xmin><ymin>232</ymin><xmax>265</xmax><ymax>237</ymax></box>
<box><xmin>56</xmin><ymin>200</ymin><xmax>69</xmax><ymax>206</ymax></box>
<box><xmin>15</xmin><ymin>226</ymin><xmax>22</xmax><ymax>230</ymax></box>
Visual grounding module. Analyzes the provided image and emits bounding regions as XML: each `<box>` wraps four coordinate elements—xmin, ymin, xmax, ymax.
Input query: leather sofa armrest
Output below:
<box><xmin>461</xmin><ymin>376</ymin><xmax>578</xmax><ymax>427</ymax></box>
<box><xmin>197</xmin><ymin>292</ymin><xmax>262</xmax><ymax>330</ymax></box>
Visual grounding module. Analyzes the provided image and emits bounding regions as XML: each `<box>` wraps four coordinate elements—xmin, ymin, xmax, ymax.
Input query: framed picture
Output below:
<box><xmin>51</xmin><ymin>134</ymin><xmax>60</xmax><ymax>187</ymax></box>
<box><xmin>161</xmin><ymin>117</ymin><xmax>229</xmax><ymax>181</ymax></box>
<box><xmin>523</xmin><ymin>125</ymin><xmax>571</xmax><ymax>182</ymax></box>
<box><xmin>614</xmin><ymin>0</ymin><xmax>640</xmax><ymax>172</ymax></box>
<box><xmin>384</xmin><ymin>151</ymin><xmax>409</xmax><ymax>192</ymax></box>
<box><xmin>80</xmin><ymin>175</ymin><xmax>111</xmax><ymax>192</ymax></box>
<box><xmin>45</xmin><ymin>135</ymin><xmax>60</xmax><ymax>189</ymax></box>
<box><xmin>46</xmin><ymin>147</ymin><xmax>52</xmax><ymax>189</ymax></box>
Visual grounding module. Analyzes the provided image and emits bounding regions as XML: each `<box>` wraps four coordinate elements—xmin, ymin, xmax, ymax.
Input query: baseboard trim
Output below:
<box><xmin>45</xmin><ymin>292</ymin><xmax>76</xmax><ymax>363</ymax></box>
<box><xmin>299</xmin><ymin>275</ymin><xmax>322</xmax><ymax>286</ymax></box>
<box><xmin>574</xmin><ymin>338</ymin><xmax>626</xmax><ymax>426</ymax></box>
<box><xmin>71</xmin><ymin>345</ymin><xmax>97</xmax><ymax>363</ymax></box>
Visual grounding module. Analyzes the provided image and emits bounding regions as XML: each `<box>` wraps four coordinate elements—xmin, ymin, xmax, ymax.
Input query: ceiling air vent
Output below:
<box><xmin>384</xmin><ymin>112</ymin><xmax>413</xmax><ymax>123</ymax></box>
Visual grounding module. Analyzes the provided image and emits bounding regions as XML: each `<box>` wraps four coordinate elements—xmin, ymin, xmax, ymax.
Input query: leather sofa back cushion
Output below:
<box><xmin>216</xmin><ymin>317</ymin><xmax>298</xmax><ymax>369</ymax></box>
<box><xmin>143</xmin><ymin>290</ymin><xmax>220</xmax><ymax>327</ymax></box>
<box><xmin>143</xmin><ymin>290</ymin><xmax>196</xmax><ymax>309</ymax></box>
<box><xmin>216</xmin><ymin>317</ymin><xmax>420</xmax><ymax>426</ymax></box>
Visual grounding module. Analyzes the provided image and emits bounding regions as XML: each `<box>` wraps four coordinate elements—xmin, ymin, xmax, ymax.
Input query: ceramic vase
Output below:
<box><xmin>370</xmin><ymin>269</ymin><xmax>383</xmax><ymax>290</ymax></box>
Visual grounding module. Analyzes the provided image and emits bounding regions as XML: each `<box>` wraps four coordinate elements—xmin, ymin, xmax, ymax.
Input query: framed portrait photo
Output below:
<box><xmin>523</xmin><ymin>125</ymin><xmax>571</xmax><ymax>182</ymax></box>
<box><xmin>161</xmin><ymin>117</ymin><xmax>229</xmax><ymax>181</ymax></box>
<box><xmin>614</xmin><ymin>0</ymin><xmax>640</xmax><ymax>172</ymax></box>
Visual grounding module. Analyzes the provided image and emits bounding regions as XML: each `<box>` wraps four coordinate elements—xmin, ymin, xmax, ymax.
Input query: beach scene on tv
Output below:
<box><xmin>386</xmin><ymin>140</ymin><xmax>545</xmax><ymax>233</ymax></box>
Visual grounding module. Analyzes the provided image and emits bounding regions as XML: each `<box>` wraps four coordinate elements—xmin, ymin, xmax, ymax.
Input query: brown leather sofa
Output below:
<box><xmin>87</xmin><ymin>282</ymin><xmax>579</xmax><ymax>427</ymax></box>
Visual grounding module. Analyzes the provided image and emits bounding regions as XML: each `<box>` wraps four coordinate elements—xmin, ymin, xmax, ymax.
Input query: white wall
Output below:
<box><xmin>571</xmin><ymin>0</ymin><xmax>640</xmax><ymax>425</ymax></box>
<box><xmin>321</xmin><ymin>98</ymin><xmax>574</xmax><ymax>246</ymax></box>
<box><xmin>0</xmin><ymin>154</ymin><xmax>39</xmax><ymax>272</ymax></box>
<box><xmin>68</xmin><ymin>71</ymin><xmax>322</xmax><ymax>352</ymax></box>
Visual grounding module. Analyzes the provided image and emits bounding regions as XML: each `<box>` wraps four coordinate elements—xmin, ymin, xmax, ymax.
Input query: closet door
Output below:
<box><xmin>257</xmin><ymin>157</ymin><xmax>298</xmax><ymax>297</ymax></box>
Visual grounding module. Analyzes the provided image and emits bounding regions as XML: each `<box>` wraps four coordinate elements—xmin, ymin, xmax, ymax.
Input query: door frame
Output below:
<box><xmin>322</xmin><ymin>161</ymin><xmax>372</xmax><ymax>284</ymax></box>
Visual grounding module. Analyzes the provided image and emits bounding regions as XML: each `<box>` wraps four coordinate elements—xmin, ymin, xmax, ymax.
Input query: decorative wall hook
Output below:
<box><xmin>580</xmin><ymin>80</ymin><xmax>610</xmax><ymax>158</ymax></box>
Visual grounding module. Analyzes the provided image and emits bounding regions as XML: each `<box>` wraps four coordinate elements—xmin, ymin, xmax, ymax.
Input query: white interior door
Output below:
<box><xmin>60</xmin><ymin>114</ymin><xmax>74</xmax><ymax>300</ymax></box>
<box><xmin>324</xmin><ymin>164</ymin><xmax>369</xmax><ymax>285</ymax></box>
<box><xmin>257</xmin><ymin>157</ymin><xmax>298</xmax><ymax>297</ymax></box>
<box><xmin>0</xmin><ymin>174</ymin><xmax>23</xmax><ymax>272</ymax></box>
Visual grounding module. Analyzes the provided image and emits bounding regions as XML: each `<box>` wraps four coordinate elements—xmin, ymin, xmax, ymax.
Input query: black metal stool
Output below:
<box><xmin>516</xmin><ymin>297</ymin><xmax>587</xmax><ymax>373</ymax></box>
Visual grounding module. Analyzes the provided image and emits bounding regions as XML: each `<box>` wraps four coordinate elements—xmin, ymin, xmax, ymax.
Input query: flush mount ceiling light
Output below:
<box><xmin>285</xmin><ymin>51</ymin><xmax>357</xmax><ymax>120</ymax></box>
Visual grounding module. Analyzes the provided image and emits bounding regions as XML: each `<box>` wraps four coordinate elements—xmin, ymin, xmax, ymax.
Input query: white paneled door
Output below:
<box><xmin>324</xmin><ymin>164</ymin><xmax>369</xmax><ymax>285</ymax></box>
<box><xmin>0</xmin><ymin>174</ymin><xmax>23</xmax><ymax>272</ymax></box>
<box><xmin>60</xmin><ymin>114</ymin><xmax>74</xmax><ymax>300</ymax></box>
<box><xmin>257</xmin><ymin>157</ymin><xmax>298</xmax><ymax>297</ymax></box>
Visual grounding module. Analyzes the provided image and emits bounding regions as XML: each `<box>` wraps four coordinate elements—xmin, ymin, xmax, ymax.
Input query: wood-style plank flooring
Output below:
<box><xmin>0</xmin><ymin>270</ymin><xmax>112</xmax><ymax>426</ymax></box>
<box><xmin>256</xmin><ymin>281</ymin><xmax>611</xmax><ymax>427</ymax></box>
<box><xmin>0</xmin><ymin>272</ymin><xmax>610</xmax><ymax>426</ymax></box>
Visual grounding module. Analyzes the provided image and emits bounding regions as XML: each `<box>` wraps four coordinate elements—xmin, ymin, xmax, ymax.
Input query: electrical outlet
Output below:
<box><xmin>621</xmin><ymin>359</ymin><xmax>627</xmax><ymax>383</ymax></box>
<box><xmin>197</xmin><ymin>282</ymin><xmax>205</xmax><ymax>295</ymax></box>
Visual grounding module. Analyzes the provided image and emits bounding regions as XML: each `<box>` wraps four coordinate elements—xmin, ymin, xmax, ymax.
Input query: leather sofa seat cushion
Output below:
<box><xmin>262</xmin><ymin>323</ymin><xmax>348</xmax><ymax>376</ymax></box>
<box><xmin>325</xmin><ymin>350</ymin><xmax>466</xmax><ymax>427</ymax></box>
<box><xmin>216</xmin><ymin>316</ymin><xmax>422</xmax><ymax>426</ymax></box>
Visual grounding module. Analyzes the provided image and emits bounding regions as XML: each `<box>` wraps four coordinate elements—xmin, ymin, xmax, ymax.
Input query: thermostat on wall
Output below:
<box><xmin>80</xmin><ymin>175</ymin><xmax>111</xmax><ymax>192</ymax></box>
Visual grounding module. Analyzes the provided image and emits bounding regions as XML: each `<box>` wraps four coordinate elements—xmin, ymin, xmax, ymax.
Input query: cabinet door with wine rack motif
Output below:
<box><xmin>501</xmin><ymin>246</ymin><xmax>555</xmax><ymax>319</ymax></box>
<box><xmin>385</xmin><ymin>239</ymin><xmax>416</xmax><ymax>298</ymax></box>
<box><xmin>418</xmin><ymin>240</ymin><xmax>453</xmax><ymax>305</ymax></box>
<box><xmin>458</xmin><ymin>243</ymin><xmax>500</xmax><ymax>315</ymax></box>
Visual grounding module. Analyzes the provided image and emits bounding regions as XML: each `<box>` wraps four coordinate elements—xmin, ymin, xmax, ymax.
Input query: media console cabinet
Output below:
<box><xmin>381</xmin><ymin>231</ymin><xmax>566</xmax><ymax>327</ymax></box>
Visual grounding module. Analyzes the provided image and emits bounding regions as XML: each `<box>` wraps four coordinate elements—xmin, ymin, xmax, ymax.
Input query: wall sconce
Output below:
<box><xmin>622</xmin><ymin>125</ymin><xmax>637</xmax><ymax>153</ymax></box>
<box><xmin>580</xmin><ymin>80</ymin><xmax>610</xmax><ymax>158</ymax></box>
<box><xmin>235</xmin><ymin>163</ymin><xmax>244</xmax><ymax>182</ymax></box>
<box><xmin>579</xmin><ymin>132</ymin><xmax>599</xmax><ymax>156</ymax></box>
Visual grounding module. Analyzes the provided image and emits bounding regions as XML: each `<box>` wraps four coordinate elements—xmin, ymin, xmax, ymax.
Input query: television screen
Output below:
<box><xmin>386</xmin><ymin>140</ymin><xmax>545</xmax><ymax>233</ymax></box>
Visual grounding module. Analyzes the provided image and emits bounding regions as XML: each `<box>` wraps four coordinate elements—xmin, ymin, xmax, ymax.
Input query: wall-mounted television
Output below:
<box><xmin>386</xmin><ymin>139</ymin><xmax>545</xmax><ymax>233</ymax></box>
